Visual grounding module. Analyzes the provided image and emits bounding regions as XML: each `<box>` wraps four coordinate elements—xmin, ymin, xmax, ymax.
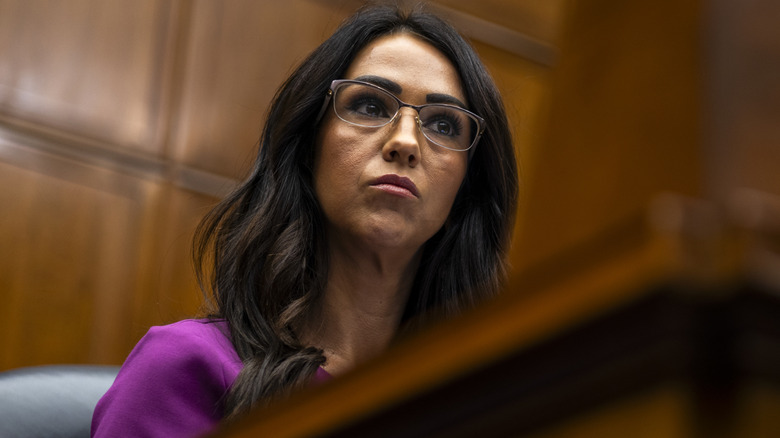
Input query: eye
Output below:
<box><xmin>432</xmin><ymin>120</ymin><xmax>454</xmax><ymax>136</ymax></box>
<box><xmin>344</xmin><ymin>89</ymin><xmax>394</xmax><ymax>120</ymax></box>
<box><xmin>351</xmin><ymin>98</ymin><xmax>388</xmax><ymax>118</ymax></box>
<box><xmin>422</xmin><ymin>111</ymin><xmax>463</xmax><ymax>137</ymax></box>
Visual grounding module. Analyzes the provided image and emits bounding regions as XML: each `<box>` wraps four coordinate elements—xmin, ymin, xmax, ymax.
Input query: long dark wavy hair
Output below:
<box><xmin>193</xmin><ymin>4</ymin><xmax>518</xmax><ymax>420</ymax></box>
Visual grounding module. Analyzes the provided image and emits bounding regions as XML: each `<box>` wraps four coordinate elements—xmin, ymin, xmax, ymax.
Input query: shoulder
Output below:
<box><xmin>130</xmin><ymin>319</ymin><xmax>242</xmax><ymax>384</ymax></box>
<box><xmin>92</xmin><ymin>319</ymin><xmax>243</xmax><ymax>437</ymax></box>
<box><xmin>144</xmin><ymin>319</ymin><xmax>239</xmax><ymax>363</ymax></box>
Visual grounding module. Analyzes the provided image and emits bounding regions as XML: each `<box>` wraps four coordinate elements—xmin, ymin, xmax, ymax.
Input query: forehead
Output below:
<box><xmin>344</xmin><ymin>33</ymin><xmax>465</xmax><ymax>103</ymax></box>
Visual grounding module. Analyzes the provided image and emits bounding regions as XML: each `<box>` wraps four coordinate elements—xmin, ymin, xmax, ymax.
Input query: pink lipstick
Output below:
<box><xmin>371</xmin><ymin>174</ymin><xmax>420</xmax><ymax>198</ymax></box>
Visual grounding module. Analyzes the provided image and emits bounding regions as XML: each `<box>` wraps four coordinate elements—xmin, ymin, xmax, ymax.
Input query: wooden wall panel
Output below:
<box><xmin>0</xmin><ymin>0</ymin><xmax>178</xmax><ymax>154</ymax></box>
<box><xmin>510</xmin><ymin>0</ymin><xmax>704</xmax><ymax>273</ymax></box>
<box><xmin>436</xmin><ymin>0</ymin><xmax>564</xmax><ymax>42</ymax></box>
<box><xmin>0</xmin><ymin>131</ymin><xmax>221</xmax><ymax>368</ymax></box>
<box><xmin>130</xmin><ymin>186</ymin><xmax>218</xmax><ymax>334</ymax></box>
<box><xmin>170</xmin><ymin>0</ymin><xmax>354</xmax><ymax>177</ymax></box>
<box><xmin>470</xmin><ymin>41</ymin><xmax>554</xmax><ymax>265</ymax></box>
<box><xmin>0</xmin><ymin>157</ymin><xmax>154</xmax><ymax>368</ymax></box>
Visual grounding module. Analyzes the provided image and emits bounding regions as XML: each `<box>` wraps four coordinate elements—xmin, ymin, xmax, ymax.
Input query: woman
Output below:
<box><xmin>92</xmin><ymin>5</ymin><xmax>517</xmax><ymax>437</ymax></box>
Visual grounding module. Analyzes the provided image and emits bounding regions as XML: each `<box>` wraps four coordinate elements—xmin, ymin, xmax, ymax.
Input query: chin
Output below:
<box><xmin>363</xmin><ymin>227</ymin><xmax>414</xmax><ymax>250</ymax></box>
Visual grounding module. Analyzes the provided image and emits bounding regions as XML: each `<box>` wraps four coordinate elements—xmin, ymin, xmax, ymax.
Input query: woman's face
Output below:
<box><xmin>314</xmin><ymin>33</ymin><xmax>469</xmax><ymax>256</ymax></box>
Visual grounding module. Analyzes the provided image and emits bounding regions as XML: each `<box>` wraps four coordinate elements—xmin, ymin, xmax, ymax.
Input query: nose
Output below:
<box><xmin>382</xmin><ymin>108</ymin><xmax>423</xmax><ymax>167</ymax></box>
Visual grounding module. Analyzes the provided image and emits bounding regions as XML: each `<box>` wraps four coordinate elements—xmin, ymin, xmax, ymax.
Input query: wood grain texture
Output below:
<box><xmin>0</xmin><ymin>159</ymin><xmax>150</xmax><ymax>368</ymax></box>
<box><xmin>510</xmin><ymin>0</ymin><xmax>704</xmax><ymax>273</ymax></box>
<box><xmin>168</xmin><ymin>0</ymin><xmax>353</xmax><ymax>177</ymax></box>
<box><xmin>0</xmin><ymin>0</ymin><xmax>179</xmax><ymax>154</ymax></box>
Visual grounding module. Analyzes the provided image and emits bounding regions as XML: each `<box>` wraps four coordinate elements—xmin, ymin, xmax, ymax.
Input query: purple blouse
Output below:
<box><xmin>91</xmin><ymin>319</ymin><xmax>330</xmax><ymax>437</ymax></box>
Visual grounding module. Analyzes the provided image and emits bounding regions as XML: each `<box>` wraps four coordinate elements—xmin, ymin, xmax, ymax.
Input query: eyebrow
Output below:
<box><xmin>426</xmin><ymin>93</ymin><xmax>466</xmax><ymax>108</ymax></box>
<box><xmin>354</xmin><ymin>75</ymin><xmax>402</xmax><ymax>94</ymax></box>
<box><xmin>353</xmin><ymin>75</ymin><xmax>467</xmax><ymax>109</ymax></box>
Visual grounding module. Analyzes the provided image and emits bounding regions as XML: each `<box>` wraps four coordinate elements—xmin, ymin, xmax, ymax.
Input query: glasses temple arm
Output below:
<box><xmin>314</xmin><ymin>90</ymin><xmax>333</xmax><ymax>125</ymax></box>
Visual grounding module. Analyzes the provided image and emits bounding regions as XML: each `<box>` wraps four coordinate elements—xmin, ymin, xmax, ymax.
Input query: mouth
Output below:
<box><xmin>370</xmin><ymin>174</ymin><xmax>420</xmax><ymax>198</ymax></box>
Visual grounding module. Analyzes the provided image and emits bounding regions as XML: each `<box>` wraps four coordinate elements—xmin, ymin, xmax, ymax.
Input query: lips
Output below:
<box><xmin>371</xmin><ymin>174</ymin><xmax>420</xmax><ymax>198</ymax></box>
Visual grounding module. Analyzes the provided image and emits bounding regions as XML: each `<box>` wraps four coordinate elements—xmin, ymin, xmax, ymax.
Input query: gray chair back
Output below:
<box><xmin>0</xmin><ymin>365</ymin><xmax>119</xmax><ymax>438</ymax></box>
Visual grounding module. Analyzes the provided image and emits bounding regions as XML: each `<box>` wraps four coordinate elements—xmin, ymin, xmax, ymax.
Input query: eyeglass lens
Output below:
<box><xmin>333</xmin><ymin>82</ymin><xmax>479</xmax><ymax>151</ymax></box>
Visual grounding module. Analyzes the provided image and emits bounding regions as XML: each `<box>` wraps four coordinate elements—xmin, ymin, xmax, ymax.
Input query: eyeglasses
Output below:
<box><xmin>319</xmin><ymin>79</ymin><xmax>485</xmax><ymax>152</ymax></box>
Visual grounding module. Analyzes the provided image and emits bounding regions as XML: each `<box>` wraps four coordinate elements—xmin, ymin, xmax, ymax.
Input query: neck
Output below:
<box><xmin>303</xmin><ymin>243</ymin><xmax>421</xmax><ymax>376</ymax></box>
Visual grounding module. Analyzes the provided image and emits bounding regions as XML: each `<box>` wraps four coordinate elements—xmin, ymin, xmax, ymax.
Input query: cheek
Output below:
<box><xmin>314</xmin><ymin>122</ymin><xmax>366</xmax><ymax>204</ymax></box>
<box><xmin>442</xmin><ymin>155</ymin><xmax>468</xmax><ymax>200</ymax></box>
<box><xmin>427</xmin><ymin>156</ymin><xmax>468</xmax><ymax>222</ymax></box>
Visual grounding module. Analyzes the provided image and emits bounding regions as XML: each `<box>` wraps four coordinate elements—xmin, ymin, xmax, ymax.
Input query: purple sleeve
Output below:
<box><xmin>91</xmin><ymin>320</ymin><xmax>242</xmax><ymax>438</ymax></box>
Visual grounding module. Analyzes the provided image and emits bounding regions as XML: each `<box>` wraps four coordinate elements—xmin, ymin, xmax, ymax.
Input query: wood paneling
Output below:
<box><xmin>0</xmin><ymin>156</ymin><xmax>154</xmax><ymax>368</ymax></box>
<box><xmin>0</xmin><ymin>0</ymin><xmax>179</xmax><ymax>154</ymax></box>
<box><xmin>130</xmin><ymin>185</ymin><xmax>218</xmax><ymax>333</ymax></box>
<box><xmin>169</xmin><ymin>0</ymin><xmax>353</xmax><ymax>177</ymax></box>
<box><xmin>435</xmin><ymin>0</ymin><xmax>565</xmax><ymax>42</ymax></box>
<box><xmin>510</xmin><ymin>0</ymin><xmax>705</xmax><ymax>273</ymax></box>
<box><xmin>470</xmin><ymin>40</ymin><xmax>553</xmax><ymax>255</ymax></box>
<box><xmin>0</xmin><ymin>127</ymin><xmax>222</xmax><ymax>368</ymax></box>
